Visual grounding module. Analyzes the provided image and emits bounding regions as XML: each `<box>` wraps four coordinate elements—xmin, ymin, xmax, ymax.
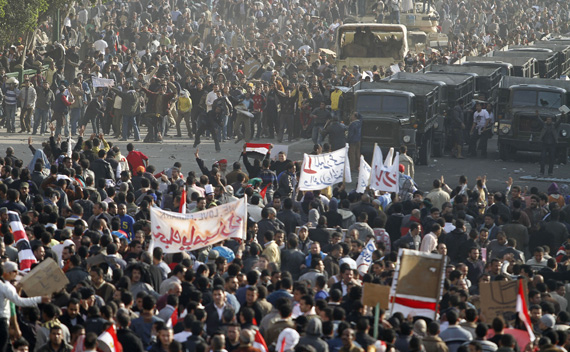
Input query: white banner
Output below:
<box><xmin>298</xmin><ymin>145</ymin><xmax>351</xmax><ymax>191</ymax></box>
<box><xmin>370</xmin><ymin>146</ymin><xmax>400</xmax><ymax>193</ymax></box>
<box><xmin>356</xmin><ymin>239</ymin><xmax>376</xmax><ymax>276</ymax></box>
<box><xmin>150</xmin><ymin>197</ymin><xmax>247</xmax><ymax>253</ymax></box>
<box><xmin>92</xmin><ymin>77</ymin><xmax>115</xmax><ymax>88</ymax></box>
<box><xmin>356</xmin><ymin>155</ymin><xmax>371</xmax><ymax>193</ymax></box>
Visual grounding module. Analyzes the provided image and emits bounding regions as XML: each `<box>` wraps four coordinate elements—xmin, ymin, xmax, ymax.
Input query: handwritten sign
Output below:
<box><xmin>356</xmin><ymin>155</ymin><xmax>371</xmax><ymax>193</ymax></box>
<box><xmin>151</xmin><ymin>197</ymin><xmax>248</xmax><ymax>253</ymax></box>
<box><xmin>362</xmin><ymin>282</ymin><xmax>390</xmax><ymax>309</ymax></box>
<box><xmin>20</xmin><ymin>258</ymin><xmax>69</xmax><ymax>297</ymax></box>
<box><xmin>298</xmin><ymin>145</ymin><xmax>351</xmax><ymax>191</ymax></box>
<box><xmin>480</xmin><ymin>280</ymin><xmax>525</xmax><ymax>322</ymax></box>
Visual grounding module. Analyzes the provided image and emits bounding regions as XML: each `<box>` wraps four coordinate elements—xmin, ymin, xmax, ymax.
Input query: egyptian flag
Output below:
<box><xmin>259</xmin><ymin>183</ymin><xmax>269</xmax><ymax>201</ymax></box>
<box><xmin>179</xmin><ymin>186</ymin><xmax>187</xmax><ymax>213</ymax></box>
<box><xmin>10</xmin><ymin>211</ymin><xmax>36</xmax><ymax>272</ymax></box>
<box><xmin>253</xmin><ymin>329</ymin><xmax>269</xmax><ymax>352</ymax></box>
<box><xmin>516</xmin><ymin>279</ymin><xmax>535</xmax><ymax>342</ymax></box>
<box><xmin>98</xmin><ymin>324</ymin><xmax>123</xmax><ymax>352</ymax></box>
<box><xmin>246</xmin><ymin>143</ymin><xmax>271</xmax><ymax>158</ymax></box>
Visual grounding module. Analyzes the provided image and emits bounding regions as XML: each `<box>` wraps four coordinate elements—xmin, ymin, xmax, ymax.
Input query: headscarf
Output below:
<box><xmin>28</xmin><ymin>149</ymin><xmax>50</xmax><ymax>170</ymax></box>
<box><xmin>548</xmin><ymin>182</ymin><xmax>560</xmax><ymax>195</ymax></box>
<box><xmin>308</xmin><ymin>208</ymin><xmax>320</xmax><ymax>226</ymax></box>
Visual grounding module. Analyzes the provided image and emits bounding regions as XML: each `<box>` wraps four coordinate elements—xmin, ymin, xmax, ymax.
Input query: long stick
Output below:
<box><xmin>374</xmin><ymin>302</ymin><xmax>380</xmax><ymax>339</ymax></box>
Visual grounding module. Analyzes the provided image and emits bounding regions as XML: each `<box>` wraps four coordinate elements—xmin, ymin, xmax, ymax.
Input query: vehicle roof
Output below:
<box><xmin>519</xmin><ymin>43</ymin><xmax>570</xmax><ymax>52</ymax></box>
<box><xmin>336</xmin><ymin>23</ymin><xmax>407</xmax><ymax>32</ymax></box>
<box><xmin>462</xmin><ymin>60</ymin><xmax>514</xmax><ymax>69</ymax></box>
<box><xmin>355</xmin><ymin>89</ymin><xmax>415</xmax><ymax>97</ymax></box>
<box><xmin>465</xmin><ymin>56</ymin><xmax>535</xmax><ymax>66</ymax></box>
<box><xmin>491</xmin><ymin>50</ymin><xmax>557</xmax><ymax>59</ymax></box>
<box><xmin>500</xmin><ymin>76</ymin><xmax>570</xmax><ymax>91</ymax></box>
<box><xmin>508</xmin><ymin>47</ymin><xmax>554</xmax><ymax>53</ymax></box>
<box><xmin>353</xmin><ymin>81</ymin><xmax>438</xmax><ymax>95</ymax></box>
<box><xmin>429</xmin><ymin>64</ymin><xmax>501</xmax><ymax>76</ymax></box>
<box><xmin>389</xmin><ymin>71</ymin><xmax>473</xmax><ymax>85</ymax></box>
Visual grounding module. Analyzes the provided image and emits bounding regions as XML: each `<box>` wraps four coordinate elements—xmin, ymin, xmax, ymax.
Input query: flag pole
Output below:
<box><xmin>373</xmin><ymin>303</ymin><xmax>380</xmax><ymax>339</ymax></box>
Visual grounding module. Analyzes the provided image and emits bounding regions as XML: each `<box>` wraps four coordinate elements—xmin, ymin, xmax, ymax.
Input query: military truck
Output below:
<box><xmin>512</xmin><ymin>42</ymin><xmax>570</xmax><ymax>77</ymax></box>
<box><xmin>461</xmin><ymin>60</ymin><xmax>514</xmax><ymax>77</ymax></box>
<box><xmin>335</xmin><ymin>24</ymin><xmax>408</xmax><ymax>71</ymax></box>
<box><xmin>387</xmin><ymin>71</ymin><xmax>476</xmax><ymax>153</ymax></box>
<box><xmin>424</xmin><ymin>64</ymin><xmax>502</xmax><ymax>101</ymax></box>
<box><xmin>342</xmin><ymin>81</ymin><xmax>442</xmax><ymax>165</ymax></box>
<box><xmin>496</xmin><ymin>76</ymin><xmax>570</xmax><ymax>162</ymax></box>
<box><xmin>465</xmin><ymin>56</ymin><xmax>536</xmax><ymax>78</ymax></box>
<box><xmin>488</xmin><ymin>50</ymin><xmax>559</xmax><ymax>79</ymax></box>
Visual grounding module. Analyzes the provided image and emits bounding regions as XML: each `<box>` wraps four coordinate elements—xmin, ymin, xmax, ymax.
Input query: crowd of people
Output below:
<box><xmin>0</xmin><ymin>0</ymin><xmax>569</xmax><ymax>351</ymax></box>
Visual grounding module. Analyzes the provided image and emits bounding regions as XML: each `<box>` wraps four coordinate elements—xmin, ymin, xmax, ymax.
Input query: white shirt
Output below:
<box><xmin>0</xmin><ymin>280</ymin><xmax>41</xmax><ymax>319</ymax></box>
<box><xmin>174</xmin><ymin>331</ymin><xmax>192</xmax><ymax>343</ymax></box>
<box><xmin>93</xmin><ymin>39</ymin><xmax>108</xmax><ymax>55</ymax></box>
<box><xmin>473</xmin><ymin>109</ymin><xmax>491</xmax><ymax>133</ymax></box>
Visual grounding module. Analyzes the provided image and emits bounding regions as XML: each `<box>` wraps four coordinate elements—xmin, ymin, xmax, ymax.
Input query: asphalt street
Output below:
<box><xmin>10</xmin><ymin>128</ymin><xmax>570</xmax><ymax>195</ymax></box>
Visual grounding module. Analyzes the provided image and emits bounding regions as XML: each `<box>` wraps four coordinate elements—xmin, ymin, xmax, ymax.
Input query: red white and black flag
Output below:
<box><xmin>10</xmin><ymin>211</ymin><xmax>36</xmax><ymax>272</ymax></box>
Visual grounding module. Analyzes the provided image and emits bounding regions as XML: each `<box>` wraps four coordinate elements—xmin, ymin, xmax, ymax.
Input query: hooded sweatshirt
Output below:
<box><xmin>298</xmin><ymin>318</ymin><xmax>329</xmax><ymax>352</ymax></box>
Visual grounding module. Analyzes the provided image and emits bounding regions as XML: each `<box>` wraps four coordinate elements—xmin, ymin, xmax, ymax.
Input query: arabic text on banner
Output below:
<box><xmin>92</xmin><ymin>77</ymin><xmax>115</xmax><ymax>88</ymax></box>
<box><xmin>150</xmin><ymin>197</ymin><xmax>247</xmax><ymax>253</ymax></box>
<box><xmin>356</xmin><ymin>239</ymin><xmax>376</xmax><ymax>276</ymax></box>
<box><xmin>356</xmin><ymin>155</ymin><xmax>371</xmax><ymax>193</ymax></box>
<box><xmin>298</xmin><ymin>145</ymin><xmax>351</xmax><ymax>191</ymax></box>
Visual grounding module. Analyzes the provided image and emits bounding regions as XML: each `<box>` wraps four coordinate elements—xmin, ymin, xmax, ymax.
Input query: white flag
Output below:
<box><xmin>370</xmin><ymin>147</ymin><xmax>400</xmax><ymax>193</ymax></box>
<box><xmin>356</xmin><ymin>239</ymin><xmax>377</xmax><ymax>276</ymax></box>
<box><xmin>298</xmin><ymin>145</ymin><xmax>351</xmax><ymax>191</ymax></box>
<box><xmin>356</xmin><ymin>155</ymin><xmax>371</xmax><ymax>193</ymax></box>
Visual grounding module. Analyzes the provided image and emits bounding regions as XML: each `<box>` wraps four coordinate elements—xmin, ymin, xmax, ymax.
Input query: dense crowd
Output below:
<box><xmin>0</xmin><ymin>0</ymin><xmax>569</xmax><ymax>351</ymax></box>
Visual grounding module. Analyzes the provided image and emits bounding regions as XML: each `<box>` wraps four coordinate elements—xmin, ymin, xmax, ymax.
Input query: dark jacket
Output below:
<box><xmin>90</xmin><ymin>158</ymin><xmax>115</xmax><ymax>182</ymax></box>
<box><xmin>298</xmin><ymin>318</ymin><xmax>329</xmax><ymax>352</ymax></box>
<box><xmin>117</xmin><ymin>328</ymin><xmax>145</xmax><ymax>352</ymax></box>
<box><xmin>277</xmin><ymin>209</ymin><xmax>303</xmax><ymax>235</ymax></box>
<box><xmin>280</xmin><ymin>248</ymin><xmax>306</xmax><ymax>280</ymax></box>
<box><xmin>309</xmin><ymin>226</ymin><xmax>332</xmax><ymax>248</ymax></box>
<box><xmin>321</xmin><ymin>121</ymin><xmax>347</xmax><ymax>151</ymax></box>
<box><xmin>205</xmin><ymin>303</ymin><xmax>235</xmax><ymax>336</ymax></box>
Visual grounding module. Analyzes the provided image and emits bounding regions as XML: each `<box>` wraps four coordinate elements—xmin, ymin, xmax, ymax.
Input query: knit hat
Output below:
<box><xmin>541</xmin><ymin>314</ymin><xmax>555</xmax><ymax>328</ymax></box>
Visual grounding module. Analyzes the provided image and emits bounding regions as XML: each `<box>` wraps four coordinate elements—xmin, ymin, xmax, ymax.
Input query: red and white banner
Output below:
<box><xmin>246</xmin><ymin>143</ymin><xmax>272</xmax><ymax>155</ymax></box>
<box><xmin>150</xmin><ymin>197</ymin><xmax>248</xmax><ymax>253</ymax></box>
<box><xmin>179</xmin><ymin>186</ymin><xmax>187</xmax><ymax>213</ymax></box>
<box><xmin>517</xmin><ymin>279</ymin><xmax>536</xmax><ymax>342</ymax></box>
<box><xmin>10</xmin><ymin>211</ymin><xmax>36</xmax><ymax>272</ymax></box>
<box><xmin>299</xmin><ymin>145</ymin><xmax>351</xmax><ymax>191</ymax></box>
<box><xmin>389</xmin><ymin>249</ymin><xmax>447</xmax><ymax>319</ymax></box>
<box><xmin>370</xmin><ymin>146</ymin><xmax>399</xmax><ymax>193</ymax></box>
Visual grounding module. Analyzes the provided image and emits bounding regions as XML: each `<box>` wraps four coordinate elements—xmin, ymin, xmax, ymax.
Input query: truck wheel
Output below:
<box><xmin>499</xmin><ymin>142</ymin><xmax>510</xmax><ymax>161</ymax></box>
<box><xmin>432</xmin><ymin>134</ymin><xmax>444</xmax><ymax>157</ymax></box>
<box><xmin>419</xmin><ymin>134</ymin><xmax>432</xmax><ymax>165</ymax></box>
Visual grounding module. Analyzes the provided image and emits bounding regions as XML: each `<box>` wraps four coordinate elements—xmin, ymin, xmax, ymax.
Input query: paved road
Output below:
<box><xmin>10</xmin><ymin>126</ymin><xmax>570</xmax><ymax>195</ymax></box>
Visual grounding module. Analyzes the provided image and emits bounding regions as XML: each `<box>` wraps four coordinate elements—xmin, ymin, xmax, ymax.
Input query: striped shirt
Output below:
<box><xmin>5</xmin><ymin>89</ymin><xmax>19</xmax><ymax>105</ymax></box>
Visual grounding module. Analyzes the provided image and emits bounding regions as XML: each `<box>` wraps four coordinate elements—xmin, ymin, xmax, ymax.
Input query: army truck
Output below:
<box><xmin>514</xmin><ymin>42</ymin><xmax>570</xmax><ymax>77</ymax></box>
<box><xmin>461</xmin><ymin>60</ymin><xmax>514</xmax><ymax>77</ymax></box>
<box><xmin>465</xmin><ymin>56</ymin><xmax>536</xmax><ymax>78</ymax></box>
<box><xmin>489</xmin><ymin>50</ymin><xmax>559</xmax><ymax>79</ymax></box>
<box><xmin>335</xmin><ymin>24</ymin><xmax>408</xmax><ymax>71</ymax></box>
<box><xmin>496</xmin><ymin>76</ymin><xmax>570</xmax><ymax>162</ymax></box>
<box><xmin>342</xmin><ymin>81</ymin><xmax>442</xmax><ymax>165</ymax></box>
<box><xmin>387</xmin><ymin>71</ymin><xmax>476</xmax><ymax>155</ymax></box>
<box><xmin>425</xmin><ymin>64</ymin><xmax>502</xmax><ymax>100</ymax></box>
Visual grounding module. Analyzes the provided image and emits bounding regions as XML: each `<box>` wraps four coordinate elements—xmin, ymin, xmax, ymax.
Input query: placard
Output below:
<box><xmin>20</xmin><ymin>258</ymin><xmax>69</xmax><ymax>297</ymax></box>
<box><xmin>362</xmin><ymin>282</ymin><xmax>390</xmax><ymax>309</ymax></box>
<box><xmin>480</xmin><ymin>280</ymin><xmax>525</xmax><ymax>322</ymax></box>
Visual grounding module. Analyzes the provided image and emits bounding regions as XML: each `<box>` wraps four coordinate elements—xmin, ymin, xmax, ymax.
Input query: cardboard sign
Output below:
<box><xmin>480</xmin><ymin>280</ymin><xmax>525</xmax><ymax>322</ymax></box>
<box><xmin>20</xmin><ymin>258</ymin><xmax>69</xmax><ymax>297</ymax></box>
<box><xmin>362</xmin><ymin>282</ymin><xmax>390</xmax><ymax>309</ymax></box>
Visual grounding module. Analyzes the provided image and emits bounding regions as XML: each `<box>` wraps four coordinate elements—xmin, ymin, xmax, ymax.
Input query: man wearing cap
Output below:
<box><xmin>18</xmin><ymin>79</ymin><xmax>36</xmax><ymax>134</ymax></box>
<box><xmin>0</xmin><ymin>261</ymin><xmax>51</xmax><ymax>352</ymax></box>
